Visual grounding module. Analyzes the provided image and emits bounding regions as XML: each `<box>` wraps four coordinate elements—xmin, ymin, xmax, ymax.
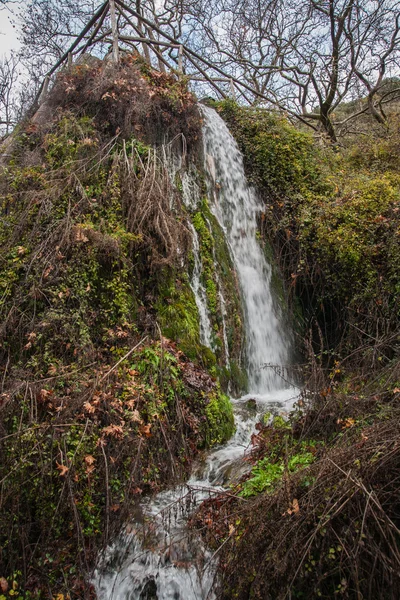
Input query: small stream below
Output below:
<box><xmin>94</xmin><ymin>106</ymin><xmax>298</xmax><ymax>599</ymax></box>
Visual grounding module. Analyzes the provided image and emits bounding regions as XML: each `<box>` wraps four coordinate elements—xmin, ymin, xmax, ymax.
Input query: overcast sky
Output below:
<box><xmin>0</xmin><ymin>3</ymin><xmax>22</xmax><ymax>57</ymax></box>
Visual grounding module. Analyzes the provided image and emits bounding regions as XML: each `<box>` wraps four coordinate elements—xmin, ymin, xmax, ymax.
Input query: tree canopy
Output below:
<box><xmin>1</xmin><ymin>0</ymin><xmax>400</xmax><ymax>140</ymax></box>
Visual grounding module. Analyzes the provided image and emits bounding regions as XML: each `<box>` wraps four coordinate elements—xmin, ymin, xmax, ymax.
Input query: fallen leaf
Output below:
<box><xmin>43</xmin><ymin>266</ymin><xmax>53</xmax><ymax>279</ymax></box>
<box><xmin>83</xmin><ymin>401</ymin><xmax>96</xmax><ymax>414</ymax></box>
<box><xmin>0</xmin><ymin>577</ymin><xmax>8</xmax><ymax>592</ymax></box>
<box><xmin>74</xmin><ymin>227</ymin><xmax>89</xmax><ymax>243</ymax></box>
<box><xmin>38</xmin><ymin>388</ymin><xmax>53</xmax><ymax>402</ymax></box>
<box><xmin>284</xmin><ymin>498</ymin><xmax>300</xmax><ymax>516</ymax></box>
<box><xmin>130</xmin><ymin>409</ymin><xmax>142</xmax><ymax>423</ymax></box>
<box><xmin>103</xmin><ymin>424</ymin><xmax>124</xmax><ymax>439</ymax></box>
<box><xmin>139</xmin><ymin>423</ymin><xmax>152</xmax><ymax>437</ymax></box>
<box><xmin>56</xmin><ymin>462</ymin><xmax>69</xmax><ymax>477</ymax></box>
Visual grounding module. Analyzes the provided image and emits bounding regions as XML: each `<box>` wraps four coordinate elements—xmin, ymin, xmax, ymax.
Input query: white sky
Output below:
<box><xmin>0</xmin><ymin>3</ymin><xmax>22</xmax><ymax>57</ymax></box>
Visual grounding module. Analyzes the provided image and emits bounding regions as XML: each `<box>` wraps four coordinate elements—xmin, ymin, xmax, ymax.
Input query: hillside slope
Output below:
<box><xmin>0</xmin><ymin>57</ymin><xmax>242</xmax><ymax>598</ymax></box>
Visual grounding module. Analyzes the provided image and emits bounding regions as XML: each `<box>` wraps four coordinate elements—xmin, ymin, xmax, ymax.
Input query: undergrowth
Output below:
<box><xmin>0</xmin><ymin>58</ymin><xmax>235</xmax><ymax>598</ymax></box>
<box><xmin>193</xmin><ymin>100</ymin><xmax>400</xmax><ymax>600</ymax></box>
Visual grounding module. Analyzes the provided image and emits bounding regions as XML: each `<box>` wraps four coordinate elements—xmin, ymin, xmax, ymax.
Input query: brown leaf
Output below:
<box><xmin>130</xmin><ymin>409</ymin><xmax>142</xmax><ymax>423</ymax></box>
<box><xmin>103</xmin><ymin>424</ymin><xmax>124</xmax><ymax>439</ymax></box>
<box><xmin>74</xmin><ymin>227</ymin><xmax>89</xmax><ymax>243</ymax></box>
<box><xmin>284</xmin><ymin>498</ymin><xmax>300</xmax><ymax>516</ymax></box>
<box><xmin>139</xmin><ymin>423</ymin><xmax>152</xmax><ymax>438</ymax></box>
<box><xmin>83</xmin><ymin>401</ymin><xmax>96</xmax><ymax>414</ymax></box>
<box><xmin>43</xmin><ymin>267</ymin><xmax>53</xmax><ymax>279</ymax></box>
<box><xmin>47</xmin><ymin>364</ymin><xmax>57</xmax><ymax>375</ymax></box>
<box><xmin>38</xmin><ymin>388</ymin><xmax>53</xmax><ymax>402</ymax></box>
<box><xmin>0</xmin><ymin>577</ymin><xmax>9</xmax><ymax>592</ymax></box>
<box><xmin>84</xmin><ymin>455</ymin><xmax>95</xmax><ymax>466</ymax></box>
<box><xmin>56</xmin><ymin>462</ymin><xmax>69</xmax><ymax>477</ymax></box>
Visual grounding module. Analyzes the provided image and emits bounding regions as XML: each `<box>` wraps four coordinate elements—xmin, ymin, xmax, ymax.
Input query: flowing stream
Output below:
<box><xmin>94</xmin><ymin>106</ymin><xmax>298</xmax><ymax>600</ymax></box>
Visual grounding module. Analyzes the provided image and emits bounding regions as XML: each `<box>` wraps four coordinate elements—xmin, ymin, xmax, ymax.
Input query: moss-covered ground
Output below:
<box><xmin>0</xmin><ymin>58</ymin><xmax>236</xmax><ymax>598</ymax></box>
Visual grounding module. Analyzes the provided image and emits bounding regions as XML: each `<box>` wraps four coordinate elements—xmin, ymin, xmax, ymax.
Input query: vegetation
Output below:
<box><xmin>190</xmin><ymin>100</ymin><xmax>400</xmax><ymax>600</ymax></box>
<box><xmin>1</xmin><ymin>20</ymin><xmax>400</xmax><ymax>598</ymax></box>
<box><xmin>0</xmin><ymin>58</ymin><xmax>235</xmax><ymax>597</ymax></box>
<box><xmin>190</xmin><ymin>198</ymin><xmax>245</xmax><ymax>390</ymax></box>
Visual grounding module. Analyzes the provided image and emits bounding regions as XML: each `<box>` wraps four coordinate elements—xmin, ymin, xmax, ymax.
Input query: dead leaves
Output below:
<box><xmin>337</xmin><ymin>417</ymin><xmax>356</xmax><ymax>429</ymax></box>
<box><xmin>84</xmin><ymin>455</ymin><xmax>96</xmax><ymax>475</ymax></box>
<box><xmin>56</xmin><ymin>462</ymin><xmax>69</xmax><ymax>477</ymax></box>
<box><xmin>72</xmin><ymin>226</ymin><xmax>89</xmax><ymax>243</ymax></box>
<box><xmin>24</xmin><ymin>331</ymin><xmax>37</xmax><ymax>350</ymax></box>
<box><xmin>102</xmin><ymin>424</ymin><xmax>124</xmax><ymax>439</ymax></box>
<box><xmin>139</xmin><ymin>423</ymin><xmax>152</xmax><ymax>438</ymax></box>
<box><xmin>83</xmin><ymin>401</ymin><xmax>96</xmax><ymax>415</ymax></box>
<box><xmin>37</xmin><ymin>388</ymin><xmax>54</xmax><ymax>404</ymax></box>
<box><xmin>283</xmin><ymin>498</ymin><xmax>300</xmax><ymax>517</ymax></box>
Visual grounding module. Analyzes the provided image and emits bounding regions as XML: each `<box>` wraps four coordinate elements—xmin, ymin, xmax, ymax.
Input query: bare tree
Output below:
<box><xmin>345</xmin><ymin>0</ymin><xmax>400</xmax><ymax>125</ymax></box>
<box><xmin>4</xmin><ymin>0</ymin><xmax>400</xmax><ymax>141</ymax></box>
<box><xmin>0</xmin><ymin>54</ymin><xmax>20</xmax><ymax>136</ymax></box>
<box><xmin>184</xmin><ymin>0</ymin><xmax>400</xmax><ymax>139</ymax></box>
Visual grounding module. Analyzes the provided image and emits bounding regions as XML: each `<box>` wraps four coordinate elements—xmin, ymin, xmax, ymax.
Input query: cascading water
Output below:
<box><xmin>202</xmin><ymin>105</ymin><xmax>290</xmax><ymax>394</ymax></box>
<box><xmin>94</xmin><ymin>107</ymin><xmax>298</xmax><ymax>600</ymax></box>
<box><xmin>187</xmin><ymin>220</ymin><xmax>214</xmax><ymax>349</ymax></box>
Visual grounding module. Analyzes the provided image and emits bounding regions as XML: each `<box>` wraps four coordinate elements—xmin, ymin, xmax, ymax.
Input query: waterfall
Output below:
<box><xmin>202</xmin><ymin>105</ymin><xmax>289</xmax><ymax>394</ymax></box>
<box><xmin>187</xmin><ymin>221</ymin><xmax>214</xmax><ymax>349</ymax></box>
<box><xmin>93</xmin><ymin>107</ymin><xmax>297</xmax><ymax>600</ymax></box>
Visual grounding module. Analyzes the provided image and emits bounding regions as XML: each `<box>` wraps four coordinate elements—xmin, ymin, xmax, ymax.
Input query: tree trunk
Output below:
<box><xmin>109</xmin><ymin>0</ymin><xmax>120</xmax><ymax>64</ymax></box>
<box><xmin>320</xmin><ymin>109</ymin><xmax>337</xmax><ymax>143</ymax></box>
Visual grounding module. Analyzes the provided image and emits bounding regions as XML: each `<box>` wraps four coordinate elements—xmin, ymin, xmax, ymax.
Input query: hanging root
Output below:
<box><xmin>119</xmin><ymin>142</ymin><xmax>191</xmax><ymax>268</ymax></box>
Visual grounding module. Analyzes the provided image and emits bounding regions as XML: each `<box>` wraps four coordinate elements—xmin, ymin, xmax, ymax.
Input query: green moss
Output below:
<box><xmin>215</xmin><ymin>359</ymin><xmax>248</xmax><ymax>397</ymax></box>
<box><xmin>204</xmin><ymin>388</ymin><xmax>235</xmax><ymax>446</ymax></box>
<box><xmin>192</xmin><ymin>209</ymin><xmax>219</xmax><ymax>316</ymax></box>
<box><xmin>190</xmin><ymin>198</ymin><xmax>245</xmax><ymax>386</ymax></box>
<box><xmin>218</xmin><ymin>100</ymin><xmax>400</xmax><ymax>362</ymax></box>
<box><xmin>155</xmin><ymin>272</ymin><xmax>216</xmax><ymax>367</ymax></box>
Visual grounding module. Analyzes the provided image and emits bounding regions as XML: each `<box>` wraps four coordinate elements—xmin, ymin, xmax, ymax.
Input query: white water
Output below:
<box><xmin>94</xmin><ymin>107</ymin><xmax>297</xmax><ymax>600</ymax></box>
<box><xmin>202</xmin><ymin>105</ymin><xmax>290</xmax><ymax>394</ymax></box>
<box><xmin>179</xmin><ymin>166</ymin><xmax>214</xmax><ymax>349</ymax></box>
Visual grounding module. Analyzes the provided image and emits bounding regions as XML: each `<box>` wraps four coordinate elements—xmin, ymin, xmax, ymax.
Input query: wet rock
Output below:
<box><xmin>245</xmin><ymin>398</ymin><xmax>258</xmax><ymax>414</ymax></box>
<box><xmin>140</xmin><ymin>578</ymin><xmax>158</xmax><ymax>600</ymax></box>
